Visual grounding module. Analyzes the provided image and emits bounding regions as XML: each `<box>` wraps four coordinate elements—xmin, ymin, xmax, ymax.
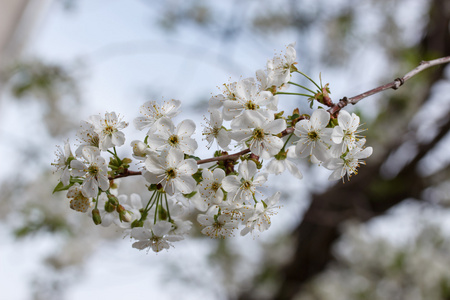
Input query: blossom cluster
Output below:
<box><xmin>52</xmin><ymin>43</ymin><xmax>373</xmax><ymax>253</ymax></box>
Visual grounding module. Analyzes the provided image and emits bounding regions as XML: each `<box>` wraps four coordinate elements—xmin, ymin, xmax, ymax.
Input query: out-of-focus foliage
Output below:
<box><xmin>296</xmin><ymin>222</ymin><xmax>450</xmax><ymax>300</ymax></box>
<box><xmin>1</xmin><ymin>60</ymin><xmax>80</xmax><ymax>136</ymax></box>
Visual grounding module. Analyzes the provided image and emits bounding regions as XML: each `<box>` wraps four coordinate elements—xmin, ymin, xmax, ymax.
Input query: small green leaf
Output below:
<box><xmin>52</xmin><ymin>181</ymin><xmax>74</xmax><ymax>194</ymax></box>
<box><xmin>183</xmin><ymin>191</ymin><xmax>197</xmax><ymax>199</ymax></box>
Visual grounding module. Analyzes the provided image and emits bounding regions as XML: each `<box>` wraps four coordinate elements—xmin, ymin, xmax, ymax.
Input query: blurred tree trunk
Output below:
<box><xmin>237</xmin><ymin>0</ymin><xmax>450</xmax><ymax>299</ymax></box>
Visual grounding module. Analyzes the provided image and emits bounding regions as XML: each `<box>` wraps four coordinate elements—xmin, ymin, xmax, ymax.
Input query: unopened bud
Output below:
<box><xmin>117</xmin><ymin>205</ymin><xmax>131</xmax><ymax>222</ymax></box>
<box><xmin>92</xmin><ymin>208</ymin><xmax>102</xmax><ymax>225</ymax></box>
<box><xmin>131</xmin><ymin>140</ymin><xmax>148</xmax><ymax>157</ymax></box>
<box><xmin>104</xmin><ymin>200</ymin><xmax>116</xmax><ymax>213</ymax></box>
<box><xmin>107</xmin><ymin>194</ymin><xmax>119</xmax><ymax>206</ymax></box>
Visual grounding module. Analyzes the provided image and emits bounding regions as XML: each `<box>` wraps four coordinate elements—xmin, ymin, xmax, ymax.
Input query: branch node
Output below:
<box><xmin>393</xmin><ymin>77</ymin><xmax>405</xmax><ymax>90</ymax></box>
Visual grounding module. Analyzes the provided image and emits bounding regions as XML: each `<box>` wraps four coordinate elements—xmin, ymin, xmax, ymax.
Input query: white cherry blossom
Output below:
<box><xmin>197</xmin><ymin>168</ymin><xmax>226</xmax><ymax>205</ymax></box>
<box><xmin>241</xmin><ymin>191</ymin><xmax>281</xmax><ymax>236</ymax></box>
<box><xmin>266</xmin><ymin>42</ymin><xmax>297</xmax><ymax>87</ymax></box>
<box><xmin>90</xmin><ymin>112</ymin><xmax>128</xmax><ymax>151</ymax></box>
<box><xmin>222</xmin><ymin>77</ymin><xmax>275</xmax><ymax>125</ymax></box>
<box><xmin>134</xmin><ymin>99</ymin><xmax>181</xmax><ymax>135</ymax></box>
<box><xmin>266</xmin><ymin>146</ymin><xmax>303</xmax><ymax>179</ymax></box>
<box><xmin>230</xmin><ymin>116</ymin><xmax>286</xmax><ymax>159</ymax></box>
<box><xmin>294</xmin><ymin>109</ymin><xmax>332</xmax><ymax>162</ymax></box>
<box><xmin>324</xmin><ymin>144</ymin><xmax>373</xmax><ymax>181</ymax></box>
<box><xmin>197</xmin><ymin>210</ymin><xmax>239</xmax><ymax>238</ymax></box>
<box><xmin>70</xmin><ymin>146</ymin><xmax>109</xmax><ymax>198</ymax></box>
<box><xmin>202</xmin><ymin>109</ymin><xmax>231</xmax><ymax>150</ymax></box>
<box><xmin>147</xmin><ymin>118</ymin><xmax>198</xmax><ymax>155</ymax></box>
<box><xmin>75</xmin><ymin>120</ymin><xmax>100</xmax><ymax>156</ymax></box>
<box><xmin>222</xmin><ymin>160</ymin><xmax>268</xmax><ymax>204</ymax></box>
<box><xmin>52</xmin><ymin>140</ymin><xmax>74</xmax><ymax>186</ymax></box>
<box><xmin>331</xmin><ymin>110</ymin><xmax>364</xmax><ymax>156</ymax></box>
<box><xmin>131</xmin><ymin>221</ymin><xmax>183</xmax><ymax>252</ymax></box>
<box><xmin>144</xmin><ymin>148</ymin><xmax>198</xmax><ymax>196</ymax></box>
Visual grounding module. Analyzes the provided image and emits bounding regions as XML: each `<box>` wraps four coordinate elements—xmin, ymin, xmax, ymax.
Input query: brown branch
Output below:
<box><xmin>196</xmin><ymin>149</ymin><xmax>251</xmax><ymax>165</ymax></box>
<box><xmin>328</xmin><ymin>56</ymin><xmax>450</xmax><ymax>115</ymax></box>
<box><xmin>108</xmin><ymin>169</ymin><xmax>142</xmax><ymax>180</ymax></box>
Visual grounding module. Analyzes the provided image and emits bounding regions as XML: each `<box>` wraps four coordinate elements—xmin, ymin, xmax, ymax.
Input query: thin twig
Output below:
<box><xmin>328</xmin><ymin>56</ymin><xmax>450</xmax><ymax>115</ymax></box>
<box><xmin>196</xmin><ymin>149</ymin><xmax>251</xmax><ymax>165</ymax></box>
<box><xmin>109</xmin><ymin>170</ymin><xmax>142</xmax><ymax>180</ymax></box>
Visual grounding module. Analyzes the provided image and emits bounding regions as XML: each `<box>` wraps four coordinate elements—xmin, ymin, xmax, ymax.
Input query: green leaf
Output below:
<box><xmin>183</xmin><ymin>191</ymin><xmax>197</xmax><ymax>199</ymax></box>
<box><xmin>52</xmin><ymin>181</ymin><xmax>74</xmax><ymax>194</ymax></box>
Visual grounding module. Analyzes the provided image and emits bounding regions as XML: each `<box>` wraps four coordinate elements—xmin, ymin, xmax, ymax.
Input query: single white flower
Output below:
<box><xmin>198</xmin><ymin>168</ymin><xmax>226</xmax><ymax>205</ymax></box>
<box><xmin>231</xmin><ymin>115</ymin><xmax>286</xmax><ymax>159</ymax></box>
<box><xmin>222</xmin><ymin>77</ymin><xmax>275</xmax><ymax>124</ymax></box>
<box><xmin>75</xmin><ymin>121</ymin><xmax>100</xmax><ymax>156</ymax></box>
<box><xmin>208</xmin><ymin>81</ymin><xmax>238</xmax><ymax>110</ymax></box>
<box><xmin>202</xmin><ymin>109</ymin><xmax>231</xmax><ymax>150</ymax></box>
<box><xmin>134</xmin><ymin>99</ymin><xmax>181</xmax><ymax>134</ymax></box>
<box><xmin>90</xmin><ymin>112</ymin><xmax>128</xmax><ymax>151</ymax></box>
<box><xmin>197</xmin><ymin>212</ymin><xmax>238</xmax><ymax>238</ymax></box>
<box><xmin>266</xmin><ymin>42</ymin><xmax>297</xmax><ymax>87</ymax></box>
<box><xmin>324</xmin><ymin>145</ymin><xmax>373</xmax><ymax>181</ymax></box>
<box><xmin>330</xmin><ymin>110</ymin><xmax>364</xmax><ymax>157</ymax></box>
<box><xmin>222</xmin><ymin>160</ymin><xmax>268</xmax><ymax>204</ymax></box>
<box><xmin>70</xmin><ymin>146</ymin><xmax>109</xmax><ymax>198</ymax></box>
<box><xmin>131</xmin><ymin>221</ymin><xmax>183</xmax><ymax>252</ymax></box>
<box><xmin>148</xmin><ymin>118</ymin><xmax>198</xmax><ymax>155</ymax></box>
<box><xmin>266</xmin><ymin>146</ymin><xmax>303</xmax><ymax>179</ymax></box>
<box><xmin>130</xmin><ymin>140</ymin><xmax>151</xmax><ymax>160</ymax></box>
<box><xmin>144</xmin><ymin>148</ymin><xmax>198</xmax><ymax>196</ymax></box>
<box><xmin>294</xmin><ymin>109</ymin><xmax>332</xmax><ymax>162</ymax></box>
<box><xmin>52</xmin><ymin>140</ymin><xmax>74</xmax><ymax>186</ymax></box>
<box><xmin>241</xmin><ymin>191</ymin><xmax>281</xmax><ymax>236</ymax></box>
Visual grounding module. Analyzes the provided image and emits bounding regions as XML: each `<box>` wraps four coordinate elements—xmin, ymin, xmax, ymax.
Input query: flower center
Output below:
<box><xmin>212</xmin><ymin>127</ymin><xmax>220</xmax><ymax>137</ymax></box>
<box><xmin>103</xmin><ymin>125</ymin><xmax>116</xmax><ymax>136</ymax></box>
<box><xmin>245</xmin><ymin>101</ymin><xmax>258</xmax><ymax>110</ymax></box>
<box><xmin>211</xmin><ymin>182</ymin><xmax>221</xmax><ymax>192</ymax></box>
<box><xmin>88</xmin><ymin>165</ymin><xmax>99</xmax><ymax>177</ymax></box>
<box><xmin>242</xmin><ymin>180</ymin><xmax>252</xmax><ymax>190</ymax></box>
<box><xmin>166</xmin><ymin>168</ymin><xmax>177</xmax><ymax>180</ymax></box>
<box><xmin>308</xmin><ymin>131</ymin><xmax>319</xmax><ymax>141</ymax></box>
<box><xmin>252</xmin><ymin>128</ymin><xmax>265</xmax><ymax>140</ymax></box>
<box><xmin>168</xmin><ymin>135</ymin><xmax>179</xmax><ymax>146</ymax></box>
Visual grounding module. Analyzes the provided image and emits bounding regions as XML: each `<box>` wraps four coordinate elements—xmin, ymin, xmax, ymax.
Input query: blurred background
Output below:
<box><xmin>0</xmin><ymin>0</ymin><xmax>450</xmax><ymax>299</ymax></box>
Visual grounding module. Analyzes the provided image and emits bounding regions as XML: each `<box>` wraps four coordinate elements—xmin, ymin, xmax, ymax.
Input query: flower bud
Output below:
<box><xmin>117</xmin><ymin>205</ymin><xmax>131</xmax><ymax>222</ymax></box>
<box><xmin>131</xmin><ymin>140</ymin><xmax>147</xmax><ymax>157</ymax></box>
<box><xmin>92</xmin><ymin>208</ymin><xmax>102</xmax><ymax>225</ymax></box>
<box><xmin>107</xmin><ymin>194</ymin><xmax>119</xmax><ymax>206</ymax></box>
<box><xmin>104</xmin><ymin>200</ymin><xmax>116</xmax><ymax>213</ymax></box>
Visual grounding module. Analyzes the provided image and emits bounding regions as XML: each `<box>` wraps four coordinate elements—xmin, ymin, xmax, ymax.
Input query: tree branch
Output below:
<box><xmin>328</xmin><ymin>56</ymin><xmax>450</xmax><ymax>115</ymax></box>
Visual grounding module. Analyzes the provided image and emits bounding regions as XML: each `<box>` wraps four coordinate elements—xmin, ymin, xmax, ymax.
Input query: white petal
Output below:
<box><xmin>337</xmin><ymin>110</ymin><xmax>351</xmax><ymax>130</ymax></box>
<box><xmin>222</xmin><ymin>175</ymin><xmax>241</xmax><ymax>192</ymax></box>
<box><xmin>152</xmin><ymin>221</ymin><xmax>172</xmax><ymax>236</ymax></box>
<box><xmin>285</xmin><ymin>160</ymin><xmax>303</xmax><ymax>179</ymax></box>
<box><xmin>263</xmin><ymin>119</ymin><xmax>287</xmax><ymax>134</ymax></box>
<box><xmin>266</xmin><ymin>159</ymin><xmax>286</xmax><ymax>174</ymax></box>
<box><xmin>177</xmin><ymin>119</ymin><xmax>196</xmax><ymax>137</ymax></box>
<box><xmin>173</xmin><ymin>175</ymin><xmax>196</xmax><ymax>194</ymax></box>
<box><xmin>131</xmin><ymin>227</ymin><xmax>151</xmax><ymax>240</ymax></box>
<box><xmin>177</xmin><ymin>159</ymin><xmax>198</xmax><ymax>176</ymax></box>
<box><xmin>310</xmin><ymin>109</ymin><xmax>330</xmax><ymax>130</ymax></box>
